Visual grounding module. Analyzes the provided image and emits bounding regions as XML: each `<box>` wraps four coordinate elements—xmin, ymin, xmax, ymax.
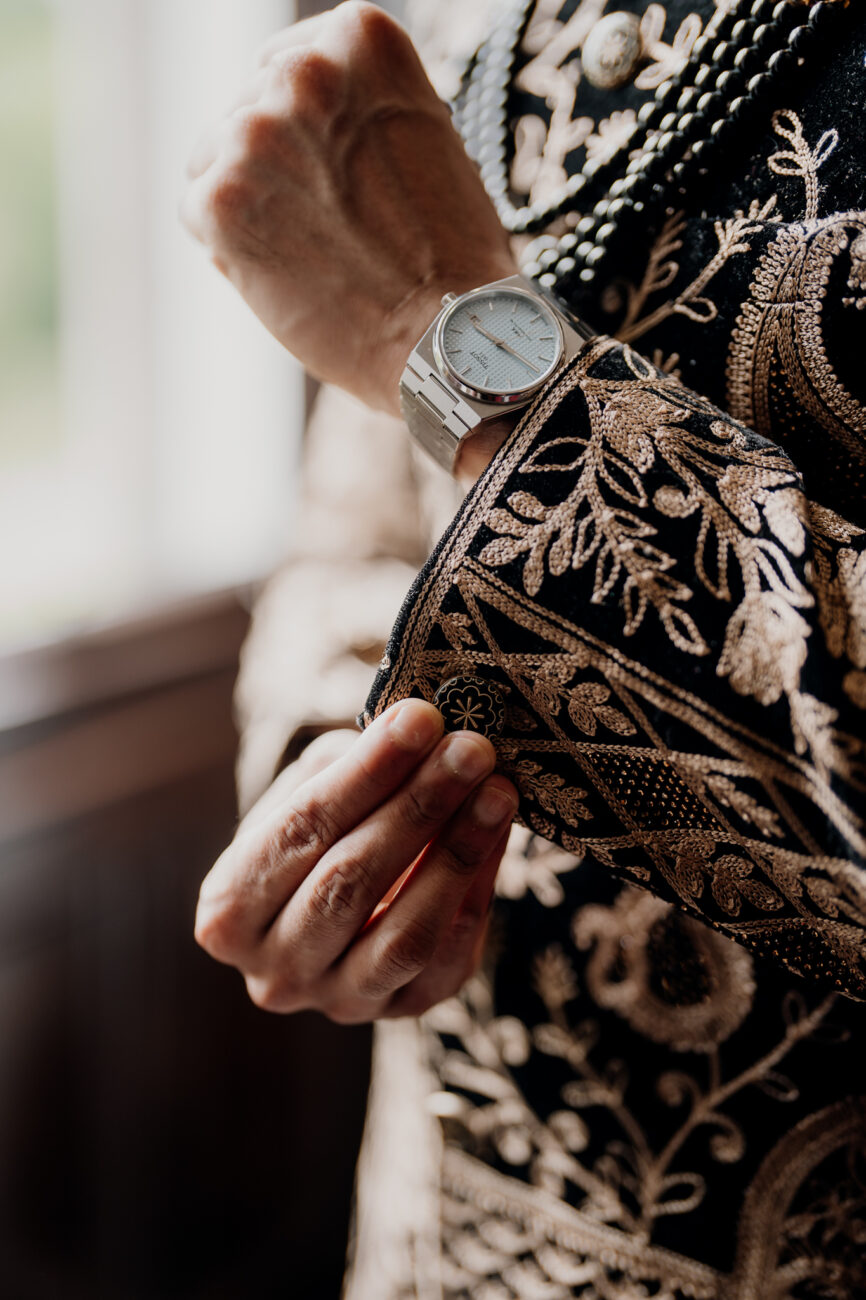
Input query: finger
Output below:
<box><xmin>186</xmin><ymin>70</ymin><xmax>270</xmax><ymax>181</ymax></box>
<box><xmin>262</xmin><ymin>732</ymin><xmax>500</xmax><ymax>978</ymax></box>
<box><xmin>238</xmin><ymin>729</ymin><xmax>358</xmax><ymax>838</ymax></box>
<box><xmin>181</xmin><ymin>110</ymin><xmax>272</xmax><ymax>248</ymax></box>
<box><xmin>260</xmin><ymin>5</ymin><xmax>423</xmax><ymax>99</ymax></box>
<box><xmin>382</xmin><ymin>823</ymin><xmax>510</xmax><ymax>1019</ymax></box>
<box><xmin>322</xmin><ymin>775</ymin><xmax>517</xmax><ymax>1011</ymax></box>
<box><xmin>194</xmin><ymin>699</ymin><xmax>444</xmax><ymax>959</ymax></box>
<box><xmin>256</xmin><ymin>14</ymin><xmax>331</xmax><ymax>67</ymax></box>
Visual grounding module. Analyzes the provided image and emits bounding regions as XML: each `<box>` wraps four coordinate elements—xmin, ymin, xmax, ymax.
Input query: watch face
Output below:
<box><xmin>434</xmin><ymin>286</ymin><xmax>563</xmax><ymax>400</ymax></box>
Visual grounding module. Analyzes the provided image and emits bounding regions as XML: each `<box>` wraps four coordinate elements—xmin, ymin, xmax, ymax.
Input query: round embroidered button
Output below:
<box><xmin>433</xmin><ymin>676</ymin><xmax>506</xmax><ymax>738</ymax></box>
<box><xmin>581</xmin><ymin>11</ymin><xmax>642</xmax><ymax>90</ymax></box>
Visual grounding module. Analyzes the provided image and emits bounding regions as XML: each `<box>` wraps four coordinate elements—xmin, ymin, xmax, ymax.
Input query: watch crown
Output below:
<box><xmin>441</xmin><ymin>292</ymin><xmax>457</xmax><ymax>307</ymax></box>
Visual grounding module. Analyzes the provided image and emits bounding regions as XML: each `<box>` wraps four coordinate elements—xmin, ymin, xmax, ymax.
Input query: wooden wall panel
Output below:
<box><xmin>0</xmin><ymin>599</ymin><xmax>371</xmax><ymax>1299</ymax></box>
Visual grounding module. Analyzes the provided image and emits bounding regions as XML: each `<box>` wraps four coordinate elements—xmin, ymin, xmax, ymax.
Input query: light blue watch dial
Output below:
<box><xmin>438</xmin><ymin>288</ymin><xmax>562</xmax><ymax>397</ymax></box>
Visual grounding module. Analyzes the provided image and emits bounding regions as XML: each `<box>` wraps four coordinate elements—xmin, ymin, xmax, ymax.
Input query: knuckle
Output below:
<box><xmin>245</xmin><ymin>974</ymin><xmax>302</xmax><ymax>1015</ymax></box>
<box><xmin>206</xmin><ymin>171</ymin><xmax>255</xmax><ymax>225</ymax></box>
<box><xmin>439</xmin><ymin>835</ymin><xmax>488</xmax><ymax>880</ymax></box>
<box><xmin>234</xmin><ymin>107</ymin><xmax>284</xmax><ymax>159</ymax></box>
<box><xmin>307</xmin><ymin>857</ymin><xmax>374</xmax><ymax>922</ymax></box>
<box><xmin>274</xmin><ymin>798</ymin><xmax>337</xmax><ymax>861</ymax></box>
<box><xmin>284</xmin><ymin>46</ymin><xmax>341</xmax><ymax>103</ymax></box>
<box><xmin>404</xmin><ymin>783</ymin><xmax>451</xmax><ymax>833</ymax></box>
<box><xmin>341</xmin><ymin>1</ymin><xmax>402</xmax><ymax>48</ymax></box>
<box><xmin>362</xmin><ymin>920</ymin><xmax>439</xmax><ymax>998</ymax></box>
<box><xmin>194</xmin><ymin>893</ymin><xmax>244</xmax><ymax>961</ymax></box>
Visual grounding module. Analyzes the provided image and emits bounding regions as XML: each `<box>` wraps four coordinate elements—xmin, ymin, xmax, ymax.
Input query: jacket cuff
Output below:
<box><xmin>361</xmin><ymin>336</ymin><xmax>866</xmax><ymax>998</ymax></box>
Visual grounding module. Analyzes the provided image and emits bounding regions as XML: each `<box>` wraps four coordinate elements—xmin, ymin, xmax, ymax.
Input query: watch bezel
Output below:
<box><xmin>432</xmin><ymin>284</ymin><xmax>564</xmax><ymax>405</ymax></box>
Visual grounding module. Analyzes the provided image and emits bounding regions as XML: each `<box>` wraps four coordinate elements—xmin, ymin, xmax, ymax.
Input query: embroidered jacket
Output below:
<box><xmin>239</xmin><ymin>3</ymin><xmax>866</xmax><ymax>1296</ymax></box>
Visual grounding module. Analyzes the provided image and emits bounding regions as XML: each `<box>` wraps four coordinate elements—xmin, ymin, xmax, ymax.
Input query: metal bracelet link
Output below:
<box><xmin>400</xmin><ymin>351</ymin><xmax>479</xmax><ymax>471</ymax></box>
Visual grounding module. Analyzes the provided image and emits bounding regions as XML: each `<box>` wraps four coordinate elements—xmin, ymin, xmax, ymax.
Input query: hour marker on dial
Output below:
<box><xmin>437</xmin><ymin>287</ymin><xmax>563</xmax><ymax>396</ymax></box>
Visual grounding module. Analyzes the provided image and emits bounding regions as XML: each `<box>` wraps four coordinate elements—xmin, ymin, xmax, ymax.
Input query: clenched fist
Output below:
<box><xmin>181</xmin><ymin>1</ymin><xmax>516</xmax><ymax>415</ymax></box>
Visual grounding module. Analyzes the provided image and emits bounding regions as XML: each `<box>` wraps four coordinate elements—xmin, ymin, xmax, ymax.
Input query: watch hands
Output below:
<box><xmin>467</xmin><ymin>313</ymin><xmax>540</xmax><ymax>374</ymax></box>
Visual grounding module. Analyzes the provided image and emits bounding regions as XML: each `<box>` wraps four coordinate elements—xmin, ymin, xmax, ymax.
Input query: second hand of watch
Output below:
<box><xmin>468</xmin><ymin>313</ymin><xmax>540</xmax><ymax>374</ymax></box>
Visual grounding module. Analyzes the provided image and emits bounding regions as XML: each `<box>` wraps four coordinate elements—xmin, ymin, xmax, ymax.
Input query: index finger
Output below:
<box><xmin>194</xmin><ymin>698</ymin><xmax>443</xmax><ymax>958</ymax></box>
<box><xmin>256</xmin><ymin>14</ymin><xmax>333</xmax><ymax>67</ymax></box>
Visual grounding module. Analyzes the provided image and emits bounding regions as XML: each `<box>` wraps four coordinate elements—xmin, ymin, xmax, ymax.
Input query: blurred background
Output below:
<box><xmin>0</xmin><ymin>1</ymin><xmax>386</xmax><ymax>1294</ymax></box>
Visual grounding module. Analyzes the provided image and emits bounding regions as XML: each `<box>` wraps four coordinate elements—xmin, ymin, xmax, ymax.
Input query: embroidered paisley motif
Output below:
<box><xmin>573</xmin><ymin>887</ymin><xmax>756</xmax><ymax>1050</ymax></box>
<box><xmin>727</xmin><ymin>112</ymin><xmax>866</xmax><ymax>465</ymax></box>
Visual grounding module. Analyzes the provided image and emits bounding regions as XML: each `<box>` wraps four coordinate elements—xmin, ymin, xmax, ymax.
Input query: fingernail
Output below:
<box><xmin>442</xmin><ymin>733</ymin><xmax>494</xmax><ymax>783</ymax></box>
<box><xmin>471</xmin><ymin>784</ymin><xmax>518</xmax><ymax>830</ymax></box>
<box><xmin>388</xmin><ymin>699</ymin><xmax>442</xmax><ymax>751</ymax></box>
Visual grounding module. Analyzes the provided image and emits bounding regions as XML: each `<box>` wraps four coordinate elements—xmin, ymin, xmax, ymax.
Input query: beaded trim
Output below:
<box><xmin>454</xmin><ymin>0</ymin><xmax>852</xmax><ymax>292</ymax></box>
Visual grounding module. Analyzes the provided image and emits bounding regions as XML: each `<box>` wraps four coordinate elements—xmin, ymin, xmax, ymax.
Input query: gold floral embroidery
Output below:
<box><xmin>726</xmin><ymin>111</ymin><xmax>866</xmax><ymax>463</ymax></box>
<box><xmin>635</xmin><ymin>2</ymin><xmax>703</xmax><ymax>90</ymax></box>
<box><xmin>366</xmin><ymin>325</ymin><xmax>866</xmax><ymax>989</ymax></box>
<box><xmin>355</xmin><ymin>31</ymin><xmax>866</xmax><ymax>1299</ymax></box>
<box><xmin>496</xmin><ymin>828</ymin><xmax>583</xmax><ymax>905</ymax></box>
<box><xmin>617</xmin><ymin>197</ymin><xmax>780</xmax><ymax>343</ymax></box>
<box><xmin>422</xmin><ymin>917</ymin><xmax>861</xmax><ymax>1297</ymax></box>
<box><xmin>583</xmin><ymin>108</ymin><xmax>638</xmax><ymax>165</ymax></box>
<box><xmin>435</xmin><ymin>1098</ymin><xmax>866</xmax><ymax>1299</ymax></box>
<box><xmin>573</xmin><ymin>888</ymin><xmax>757</xmax><ymax>1049</ymax></box>
<box><xmin>510</xmin><ymin>1</ymin><xmax>727</xmax><ymax>210</ymax></box>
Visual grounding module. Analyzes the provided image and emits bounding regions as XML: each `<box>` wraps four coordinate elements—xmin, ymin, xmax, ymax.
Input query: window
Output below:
<box><xmin>0</xmin><ymin>0</ymin><xmax>302</xmax><ymax>648</ymax></box>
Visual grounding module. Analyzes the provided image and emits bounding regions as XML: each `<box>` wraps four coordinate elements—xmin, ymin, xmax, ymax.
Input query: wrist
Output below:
<box><xmin>453</xmin><ymin>413</ymin><xmax>521</xmax><ymax>488</ymax></box>
<box><xmin>396</xmin><ymin>268</ymin><xmax>592</xmax><ymax>479</ymax></box>
<box><xmin>381</xmin><ymin>262</ymin><xmax>519</xmax><ymax>418</ymax></box>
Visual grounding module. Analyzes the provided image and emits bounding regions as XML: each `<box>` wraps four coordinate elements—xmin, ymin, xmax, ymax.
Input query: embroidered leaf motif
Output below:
<box><xmin>507</xmin><ymin>490</ymin><xmax>546</xmax><ymax>520</ymax></box>
<box><xmin>755</xmin><ymin>1071</ymin><xmax>799</xmax><ymax>1103</ymax></box>
<box><xmin>710</xmin><ymin>854</ymin><xmax>782</xmax><ymax>915</ymax></box>
<box><xmin>769</xmin><ymin>109</ymin><xmax>838</xmax><ymax>180</ymax></box>
<box><xmin>531</xmin><ymin>659</ymin><xmax>574</xmax><ymax>718</ymax></box>
<box><xmin>661</xmin><ymin>605</ymin><xmax>708</xmax><ymax>656</ymax></box>
<box><xmin>695</xmin><ymin>515</ymin><xmax>732</xmax><ymax>602</ymax></box>
<box><xmin>739</xmin><ymin>879</ymin><xmax>784</xmax><ymax>910</ymax></box>
<box><xmin>478</xmin><ymin>535</ymin><xmax>530</xmax><ymax>567</ymax></box>
<box><xmin>486</xmin><ymin>507</ymin><xmax>533</xmax><ymax>538</ymax></box>
<box><xmin>673</xmin><ymin>295</ymin><xmax>717</xmax><ymax>324</ymax></box>
<box><xmin>567</xmin><ymin>682</ymin><xmax>636</xmax><ymax>737</ymax></box>
<box><xmin>654</xmin><ymin>1172</ymin><xmax>706</xmax><ymax>1217</ymax></box>
<box><xmin>522</xmin><ymin>437</ymin><xmax>588</xmax><ymax>474</ymax></box>
<box><xmin>763</xmin><ymin>488</ymin><xmax>807</xmax><ymax>556</ymax></box>
<box><xmin>532</xmin><ymin>946</ymin><xmax>578</xmax><ymax>1009</ymax></box>
<box><xmin>512</xmin><ymin>760</ymin><xmax>592</xmax><ymax>826</ymax></box>
<box><xmin>438</xmin><ymin>611</ymin><xmax>477</xmax><ymax>649</ymax></box>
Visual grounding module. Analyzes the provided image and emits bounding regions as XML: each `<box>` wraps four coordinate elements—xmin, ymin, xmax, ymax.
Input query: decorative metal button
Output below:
<box><xmin>433</xmin><ymin>676</ymin><xmax>506</xmax><ymax>738</ymax></box>
<box><xmin>581</xmin><ymin>11</ymin><xmax>643</xmax><ymax>90</ymax></box>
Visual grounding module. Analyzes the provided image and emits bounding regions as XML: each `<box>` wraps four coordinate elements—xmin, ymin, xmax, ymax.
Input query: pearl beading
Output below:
<box><xmin>454</xmin><ymin>0</ymin><xmax>851</xmax><ymax>294</ymax></box>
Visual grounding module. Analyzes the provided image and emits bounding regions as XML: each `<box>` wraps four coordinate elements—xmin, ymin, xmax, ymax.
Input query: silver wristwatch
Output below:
<box><xmin>399</xmin><ymin>273</ymin><xmax>595</xmax><ymax>472</ymax></box>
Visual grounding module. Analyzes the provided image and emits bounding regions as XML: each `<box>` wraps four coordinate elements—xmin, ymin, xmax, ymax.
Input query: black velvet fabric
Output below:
<box><xmin>361</xmin><ymin>5</ymin><xmax>866</xmax><ymax>1292</ymax></box>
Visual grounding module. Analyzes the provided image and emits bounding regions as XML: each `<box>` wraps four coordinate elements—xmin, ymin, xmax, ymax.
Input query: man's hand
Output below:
<box><xmin>181</xmin><ymin>1</ymin><xmax>516</xmax><ymax>416</ymax></box>
<box><xmin>194</xmin><ymin>700</ymin><xmax>518</xmax><ymax>1021</ymax></box>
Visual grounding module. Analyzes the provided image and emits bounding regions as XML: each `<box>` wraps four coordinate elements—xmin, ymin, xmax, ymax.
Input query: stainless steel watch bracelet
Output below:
<box><xmin>399</xmin><ymin>274</ymin><xmax>596</xmax><ymax>473</ymax></box>
<box><xmin>400</xmin><ymin>350</ymin><xmax>484</xmax><ymax>470</ymax></box>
